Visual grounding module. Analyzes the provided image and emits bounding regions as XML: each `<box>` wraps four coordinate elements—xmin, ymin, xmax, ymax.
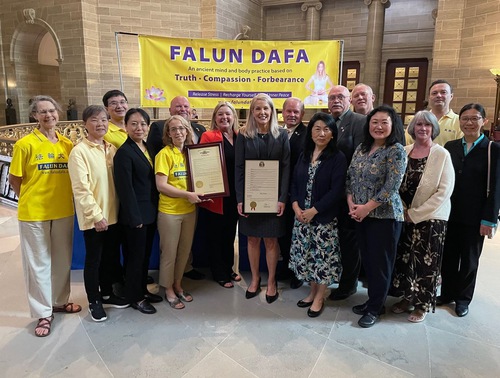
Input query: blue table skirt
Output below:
<box><xmin>71</xmin><ymin>213</ymin><xmax>274</xmax><ymax>272</ymax></box>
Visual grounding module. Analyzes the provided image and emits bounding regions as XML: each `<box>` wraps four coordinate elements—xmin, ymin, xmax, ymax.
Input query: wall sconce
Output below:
<box><xmin>490</xmin><ymin>68</ymin><xmax>500</xmax><ymax>140</ymax></box>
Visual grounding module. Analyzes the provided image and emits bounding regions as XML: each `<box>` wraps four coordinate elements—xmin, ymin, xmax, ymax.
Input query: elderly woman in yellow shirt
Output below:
<box><xmin>9</xmin><ymin>95</ymin><xmax>80</xmax><ymax>337</ymax></box>
<box><xmin>69</xmin><ymin>105</ymin><xmax>129</xmax><ymax>323</ymax></box>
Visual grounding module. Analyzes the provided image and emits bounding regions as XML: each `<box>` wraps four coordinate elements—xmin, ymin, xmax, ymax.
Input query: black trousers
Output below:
<box><xmin>441</xmin><ymin>221</ymin><xmax>485</xmax><ymax>306</ymax></box>
<box><xmin>337</xmin><ymin>211</ymin><xmax>361</xmax><ymax>291</ymax></box>
<box><xmin>122</xmin><ymin>222</ymin><xmax>157</xmax><ymax>303</ymax></box>
<box><xmin>357</xmin><ymin>218</ymin><xmax>402</xmax><ymax>315</ymax></box>
<box><xmin>83</xmin><ymin>224</ymin><xmax>120</xmax><ymax>302</ymax></box>
<box><xmin>277</xmin><ymin>202</ymin><xmax>297</xmax><ymax>277</ymax></box>
<box><xmin>202</xmin><ymin>207</ymin><xmax>238</xmax><ymax>282</ymax></box>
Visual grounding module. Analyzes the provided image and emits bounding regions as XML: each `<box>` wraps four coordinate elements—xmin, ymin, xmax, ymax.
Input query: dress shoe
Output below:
<box><xmin>183</xmin><ymin>269</ymin><xmax>205</xmax><ymax>280</ymax></box>
<box><xmin>131</xmin><ymin>300</ymin><xmax>156</xmax><ymax>314</ymax></box>
<box><xmin>290</xmin><ymin>277</ymin><xmax>304</xmax><ymax>289</ymax></box>
<box><xmin>455</xmin><ymin>304</ymin><xmax>469</xmax><ymax>317</ymax></box>
<box><xmin>436</xmin><ymin>296</ymin><xmax>453</xmax><ymax>306</ymax></box>
<box><xmin>329</xmin><ymin>287</ymin><xmax>357</xmax><ymax>300</ymax></box>
<box><xmin>144</xmin><ymin>292</ymin><xmax>163</xmax><ymax>303</ymax></box>
<box><xmin>307</xmin><ymin>303</ymin><xmax>324</xmax><ymax>318</ymax></box>
<box><xmin>352</xmin><ymin>303</ymin><xmax>385</xmax><ymax>316</ymax></box>
<box><xmin>297</xmin><ymin>299</ymin><xmax>313</xmax><ymax>308</ymax></box>
<box><xmin>245</xmin><ymin>278</ymin><xmax>261</xmax><ymax>299</ymax></box>
<box><xmin>358</xmin><ymin>312</ymin><xmax>379</xmax><ymax>328</ymax></box>
<box><xmin>265</xmin><ymin>280</ymin><xmax>279</xmax><ymax>303</ymax></box>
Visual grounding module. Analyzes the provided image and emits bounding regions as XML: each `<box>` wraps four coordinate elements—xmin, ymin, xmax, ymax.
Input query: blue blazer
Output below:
<box><xmin>291</xmin><ymin>150</ymin><xmax>347</xmax><ymax>224</ymax></box>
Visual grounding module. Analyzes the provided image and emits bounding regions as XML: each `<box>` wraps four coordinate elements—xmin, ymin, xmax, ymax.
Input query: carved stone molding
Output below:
<box><xmin>364</xmin><ymin>0</ymin><xmax>391</xmax><ymax>8</ymax></box>
<box><xmin>301</xmin><ymin>1</ymin><xmax>323</xmax><ymax>12</ymax></box>
<box><xmin>432</xmin><ymin>8</ymin><xmax>438</xmax><ymax>25</ymax></box>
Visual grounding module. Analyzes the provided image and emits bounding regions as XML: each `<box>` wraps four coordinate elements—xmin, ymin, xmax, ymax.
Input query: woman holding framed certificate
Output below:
<box><xmin>199</xmin><ymin>102</ymin><xmax>241</xmax><ymax>288</ymax></box>
<box><xmin>155</xmin><ymin>115</ymin><xmax>204</xmax><ymax>310</ymax></box>
<box><xmin>235</xmin><ymin>93</ymin><xmax>291</xmax><ymax>303</ymax></box>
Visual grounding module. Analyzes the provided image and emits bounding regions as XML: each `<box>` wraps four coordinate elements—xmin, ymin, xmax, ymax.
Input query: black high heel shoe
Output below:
<box><xmin>245</xmin><ymin>278</ymin><xmax>261</xmax><ymax>299</ymax></box>
<box><xmin>266</xmin><ymin>280</ymin><xmax>279</xmax><ymax>304</ymax></box>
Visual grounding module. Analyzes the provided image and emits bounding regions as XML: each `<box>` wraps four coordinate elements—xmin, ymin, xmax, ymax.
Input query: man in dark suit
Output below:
<box><xmin>147</xmin><ymin>96</ymin><xmax>206</xmax><ymax>157</ymax></box>
<box><xmin>277</xmin><ymin>97</ymin><xmax>308</xmax><ymax>289</ymax></box>
<box><xmin>147</xmin><ymin>95</ymin><xmax>206</xmax><ymax>280</ymax></box>
<box><xmin>328</xmin><ymin>85</ymin><xmax>366</xmax><ymax>300</ymax></box>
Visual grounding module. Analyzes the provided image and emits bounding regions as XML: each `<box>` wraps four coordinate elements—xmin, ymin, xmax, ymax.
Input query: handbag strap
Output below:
<box><xmin>487</xmin><ymin>141</ymin><xmax>492</xmax><ymax>197</ymax></box>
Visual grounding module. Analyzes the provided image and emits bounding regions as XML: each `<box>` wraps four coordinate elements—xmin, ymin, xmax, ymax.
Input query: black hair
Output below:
<box><xmin>459</xmin><ymin>103</ymin><xmax>486</xmax><ymax>118</ymax></box>
<box><xmin>303</xmin><ymin>112</ymin><xmax>338</xmax><ymax>161</ymax></box>
<box><xmin>360</xmin><ymin>105</ymin><xmax>401</xmax><ymax>153</ymax></box>
<box><xmin>102</xmin><ymin>90</ymin><xmax>128</xmax><ymax>107</ymax></box>
<box><xmin>429</xmin><ymin>79</ymin><xmax>453</xmax><ymax>94</ymax></box>
<box><xmin>125</xmin><ymin>108</ymin><xmax>150</xmax><ymax>125</ymax></box>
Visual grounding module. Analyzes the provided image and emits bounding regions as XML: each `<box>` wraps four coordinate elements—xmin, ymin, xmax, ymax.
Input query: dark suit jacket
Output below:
<box><xmin>113</xmin><ymin>137</ymin><xmax>159</xmax><ymax>228</ymax></box>
<box><xmin>235</xmin><ymin>128</ymin><xmax>291</xmax><ymax>204</ymax></box>
<box><xmin>444</xmin><ymin>137</ymin><xmax>500</xmax><ymax>226</ymax></box>
<box><xmin>336</xmin><ymin>110</ymin><xmax>366</xmax><ymax>166</ymax></box>
<box><xmin>291</xmin><ymin>150</ymin><xmax>347</xmax><ymax>224</ymax></box>
<box><xmin>288</xmin><ymin>122</ymin><xmax>307</xmax><ymax>173</ymax></box>
<box><xmin>147</xmin><ymin>120</ymin><xmax>206</xmax><ymax>158</ymax></box>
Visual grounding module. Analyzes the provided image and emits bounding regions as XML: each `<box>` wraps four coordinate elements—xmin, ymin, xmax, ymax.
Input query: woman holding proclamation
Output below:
<box><xmin>155</xmin><ymin>115</ymin><xmax>203</xmax><ymax>309</ymax></box>
<box><xmin>9</xmin><ymin>95</ymin><xmax>80</xmax><ymax>337</ymax></box>
<box><xmin>235</xmin><ymin>93</ymin><xmax>290</xmax><ymax>303</ymax></box>
<box><xmin>199</xmin><ymin>101</ymin><xmax>241</xmax><ymax>288</ymax></box>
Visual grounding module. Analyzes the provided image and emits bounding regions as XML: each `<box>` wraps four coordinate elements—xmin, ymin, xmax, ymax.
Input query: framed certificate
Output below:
<box><xmin>244</xmin><ymin>160</ymin><xmax>279</xmax><ymax>213</ymax></box>
<box><xmin>185</xmin><ymin>142</ymin><xmax>229</xmax><ymax>198</ymax></box>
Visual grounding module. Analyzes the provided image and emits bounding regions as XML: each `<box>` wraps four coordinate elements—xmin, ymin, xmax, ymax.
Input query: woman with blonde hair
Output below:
<box><xmin>304</xmin><ymin>61</ymin><xmax>334</xmax><ymax>106</ymax></box>
<box><xmin>235</xmin><ymin>93</ymin><xmax>290</xmax><ymax>303</ymax></box>
<box><xmin>156</xmin><ymin>115</ymin><xmax>202</xmax><ymax>309</ymax></box>
<box><xmin>199</xmin><ymin>102</ymin><xmax>241</xmax><ymax>287</ymax></box>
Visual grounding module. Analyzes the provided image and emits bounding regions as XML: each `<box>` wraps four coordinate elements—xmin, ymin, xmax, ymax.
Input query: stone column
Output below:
<box><xmin>363</xmin><ymin>0</ymin><xmax>390</xmax><ymax>100</ymax></box>
<box><xmin>301</xmin><ymin>1</ymin><xmax>323</xmax><ymax>40</ymax></box>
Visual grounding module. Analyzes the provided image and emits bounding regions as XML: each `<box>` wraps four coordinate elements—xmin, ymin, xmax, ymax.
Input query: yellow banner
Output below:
<box><xmin>139</xmin><ymin>36</ymin><xmax>341</xmax><ymax>109</ymax></box>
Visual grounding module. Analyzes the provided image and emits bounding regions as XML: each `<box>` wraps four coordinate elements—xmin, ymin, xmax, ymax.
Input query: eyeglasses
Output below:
<box><xmin>37</xmin><ymin>109</ymin><xmax>57</xmax><ymax>115</ymax></box>
<box><xmin>108</xmin><ymin>100</ymin><xmax>128</xmax><ymax>108</ymax></box>
<box><xmin>459</xmin><ymin>116</ymin><xmax>482</xmax><ymax>123</ymax></box>
<box><xmin>328</xmin><ymin>95</ymin><xmax>347</xmax><ymax>101</ymax></box>
<box><xmin>169</xmin><ymin>127</ymin><xmax>186</xmax><ymax>133</ymax></box>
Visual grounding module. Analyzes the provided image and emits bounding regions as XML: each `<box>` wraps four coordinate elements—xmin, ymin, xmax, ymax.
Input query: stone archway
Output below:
<box><xmin>8</xmin><ymin>9</ymin><xmax>63</xmax><ymax>123</ymax></box>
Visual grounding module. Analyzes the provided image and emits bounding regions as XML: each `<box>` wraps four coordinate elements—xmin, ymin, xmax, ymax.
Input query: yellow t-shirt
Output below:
<box><xmin>155</xmin><ymin>146</ymin><xmax>195</xmax><ymax>215</ymax></box>
<box><xmin>10</xmin><ymin>128</ymin><xmax>74</xmax><ymax>221</ymax></box>
<box><xmin>104</xmin><ymin>121</ymin><xmax>128</xmax><ymax>148</ymax></box>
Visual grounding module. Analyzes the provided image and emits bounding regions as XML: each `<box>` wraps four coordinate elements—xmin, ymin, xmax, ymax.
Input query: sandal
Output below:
<box><xmin>217</xmin><ymin>280</ymin><xmax>234</xmax><ymax>288</ymax></box>
<box><xmin>408</xmin><ymin>308</ymin><xmax>427</xmax><ymax>323</ymax></box>
<box><xmin>166</xmin><ymin>296</ymin><xmax>185</xmax><ymax>310</ymax></box>
<box><xmin>391</xmin><ymin>299</ymin><xmax>415</xmax><ymax>314</ymax></box>
<box><xmin>175</xmin><ymin>291</ymin><xmax>193</xmax><ymax>302</ymax></box>
<box><xmin>53</xmin><ymin>303</ymin><xmax>82</xmax><ymax>313</ymax></box>
<box><xmin>35</xmin><ymin>315</ymin><xmax>54</xmax><ymax>337</ymax></box>
<box><xmin>231</xmin><ymin>272</ymin><xmax>242</xmax><ymax>282</ymax></box>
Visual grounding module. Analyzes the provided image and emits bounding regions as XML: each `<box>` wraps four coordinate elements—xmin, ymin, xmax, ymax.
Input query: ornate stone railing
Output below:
<box><xmin>0</xmin><ymin>119</ymin><xmax>214</xmax><ymax>156</ymax></box>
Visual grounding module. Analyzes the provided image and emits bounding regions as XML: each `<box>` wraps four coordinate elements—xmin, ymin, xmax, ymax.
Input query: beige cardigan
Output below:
<box><xmin>404</xmin><ymin>143</ymin><xmax>455</xmax><ymax>224</ymax></box>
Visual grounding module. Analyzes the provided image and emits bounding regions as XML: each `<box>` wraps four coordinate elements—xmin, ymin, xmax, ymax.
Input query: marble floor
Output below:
<box><xmin>0</xmin><ymin>204</ymin><xmax>499</xmax><ymax>377</ymax></box>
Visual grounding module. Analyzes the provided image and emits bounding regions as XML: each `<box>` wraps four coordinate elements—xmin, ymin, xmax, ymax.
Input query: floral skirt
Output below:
<box><xmin>391</xmin><ymin>219</ymin><xmax>447</xmax><ymax>312</ymax></box>
<box><xmin>289</xmin><ymin>219</ymin><xmax>342</xmax><ymax>285</ymax></box>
